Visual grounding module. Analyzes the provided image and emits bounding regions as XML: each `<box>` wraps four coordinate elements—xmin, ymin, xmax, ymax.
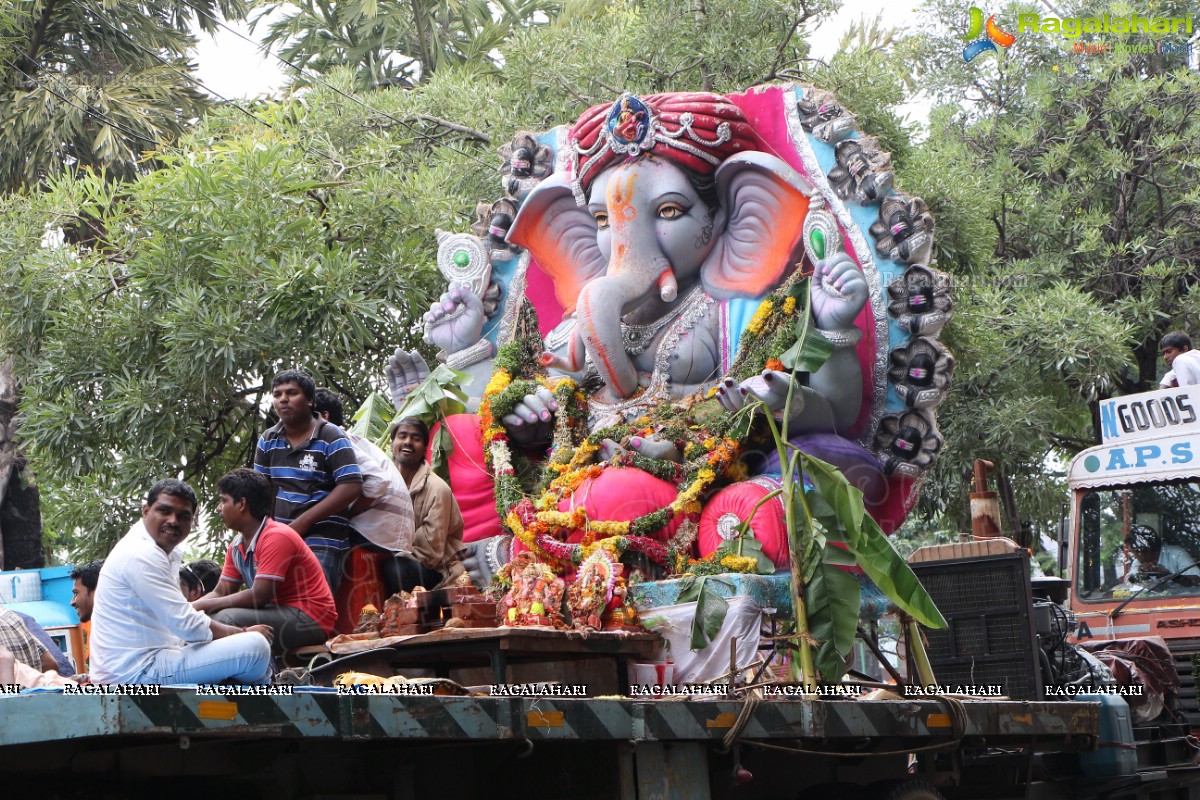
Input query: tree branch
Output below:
<box><xmin>410</xmin><ymin>115</ymin><xmax>490</xmax><ymax>144</ymax></box>
<box><xmin>25</xmin><ymin>0</ymin><xmax>59</xmax><ymax>72</ymax></box>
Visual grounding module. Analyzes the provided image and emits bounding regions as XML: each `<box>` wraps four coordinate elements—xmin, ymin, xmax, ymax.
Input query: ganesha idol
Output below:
<box><xmin>389</xmin><ymin>85</ymin><xmax>954</xmax><ymax>585</ymax></box>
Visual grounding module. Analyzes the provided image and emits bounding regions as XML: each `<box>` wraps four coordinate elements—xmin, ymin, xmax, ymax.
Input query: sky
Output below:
<box><xmin>193</xmin><ymin>0</ymin><xmax>915</xmax><ymax>100</ymax></box>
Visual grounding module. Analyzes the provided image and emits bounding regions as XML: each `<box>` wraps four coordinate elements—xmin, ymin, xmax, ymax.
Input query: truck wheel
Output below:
<box><xmin>879</xmin><ymin>780</ymin><xmax>946</xmax><ymax>800</ymax></box>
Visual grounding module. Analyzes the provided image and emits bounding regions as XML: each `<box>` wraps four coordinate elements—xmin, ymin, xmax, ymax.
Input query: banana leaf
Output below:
<box><xmin>392</xmin><ymin>364</ymin><xmax>473</xmax><ymax>479</ymax></box>
<box><xmin>780</xmin><ymin>328</ymin><xmax>835</xmax><ymax>374</ymax></box>
<box><xmin>394</xmin><ymin>363</ymin><xmax>471</xmax><ymax>431</ymax></box>
<box><xmin>350</xmin><ymin>390</ymin><xmax>395</xmax><ymax>444</ymax></box>
<box><xmin>779</xmin><ymin>284</ymin><xmax>834</xmax><ymax>374</ymax></box>
<box><xmin>677</xmin><ymin>575</ymin><xmax>733</xmax><ymax>651</ymax></box>
<box><xmin>430</xmin><ymin>424</ymin><xmax>455</xmax><ymax>483</ymax></box>
<box><xmin>799</xmin><ymin>452</ymin><xmax>947</xmax><ymax>630</ymax></box>
<box><xmin>805</xmin><ymin>556</ymin><xmax>862</xmax><ymax>682</ymax></box>
<box><xmin>737</xmin><ymin>533</ymin><xmax>776</xmax><ymax>575</ymax></box>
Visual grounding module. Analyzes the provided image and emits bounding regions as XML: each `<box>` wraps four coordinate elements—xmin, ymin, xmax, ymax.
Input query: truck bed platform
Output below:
<box><xmin>0</xmin><ymin>689</ymin><xmax>1098</xmax><ymax>749</ymax></box>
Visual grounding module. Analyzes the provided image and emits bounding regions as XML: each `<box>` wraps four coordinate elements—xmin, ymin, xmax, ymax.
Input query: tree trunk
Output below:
<box><xmin>0</xmin><ymin>358</ymin><xmax>16</xmax><ymax>568</ymax></box>
<box><xmin>0</xmin><ymin>358</ymin><xmax>43</xmax><ymax>569</ymax></box>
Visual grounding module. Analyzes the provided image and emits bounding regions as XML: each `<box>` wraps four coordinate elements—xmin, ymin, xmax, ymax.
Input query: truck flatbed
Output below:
<box><xmin>0</xmin><ymin>689</ymin><xmax>1098</xmax><ymax>748</ymax></box>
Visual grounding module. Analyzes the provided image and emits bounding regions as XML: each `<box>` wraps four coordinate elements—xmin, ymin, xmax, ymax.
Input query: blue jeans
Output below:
<box><xmin>138</xmin><ymin>632</ymin><xmax>272</xmax><ymax>685</ymax></box>
<box><xmin>306</xmin><ymin>536</ymin><xmax>351</xmax><ymax>593</ymax></box>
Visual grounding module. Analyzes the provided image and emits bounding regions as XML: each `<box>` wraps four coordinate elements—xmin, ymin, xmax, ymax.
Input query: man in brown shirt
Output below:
<box><xmin>390</xmin><ymin>418</ymin><xmax>465</xmax><ymax>589</ymax></box>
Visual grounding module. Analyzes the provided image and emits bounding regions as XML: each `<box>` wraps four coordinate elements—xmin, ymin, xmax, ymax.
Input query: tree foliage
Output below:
<box><xmin>898</xmin><ymin>0</ymin><xmax>1200</xmax><ymax>540</ymax></box>
<box><xmin>0</xmin><ymin>72</ymin><xmax>495</xmax><ymax>557</ymax></box>
<box><xmin>252</xmin><ymin>0</ymin><xmax>561</xmax><ymax>90</ymax></box>
<box><xmin>0</xmin><ymin>0</ymin><xmax>250</xmax><ymax>192</ymax></box>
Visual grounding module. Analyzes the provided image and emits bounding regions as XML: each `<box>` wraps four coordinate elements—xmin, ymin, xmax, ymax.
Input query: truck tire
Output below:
<box><xmin>879</xmin><ymin>780</ymin><xmax>946</xmax><ymax>800</ymax></box>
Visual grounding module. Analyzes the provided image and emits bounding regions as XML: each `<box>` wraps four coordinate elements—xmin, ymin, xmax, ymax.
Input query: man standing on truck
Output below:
<box><xmin>1158</xmin><ymin>331</ymin><xmax>1200</xmax><ymax>387</ymax></box>
<box><xmin>254</xmin><ymin>370</ymin><xmax>363</xmax><ymax>592</ymax></box>
<box><xmin>313</xmin><ymin>388</ymin><xmax>415</xmax><ymax>597</ymax></box>
<box><xmin>194</xmin><ymin>469</ymin><xmax>337</xmax><ymax>652</ymax></box>
<box><xmin>89</xmin><ymin>479</ymin><xmax>274</xmax><ymax>685</ymax></box>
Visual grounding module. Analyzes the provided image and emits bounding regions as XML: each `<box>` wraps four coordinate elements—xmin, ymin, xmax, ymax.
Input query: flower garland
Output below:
<box><xmin>728</xmin><ymin>272</ymin><xmax>811</xmax><ymax>381</ymax></box>
<box><xmin>479</xmin><ymin>347</ymin><xmax>745</xmax><ymax>570</ymax></box>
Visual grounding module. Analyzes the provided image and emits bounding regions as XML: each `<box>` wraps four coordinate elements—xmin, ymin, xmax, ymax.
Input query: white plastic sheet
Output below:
<box><xmin>639</xmin><ymin>595</ymin><xmax>763</xmax><ymax>685</ymax></box>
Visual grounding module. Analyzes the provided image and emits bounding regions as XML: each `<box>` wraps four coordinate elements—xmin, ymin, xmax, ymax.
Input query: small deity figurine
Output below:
<box><xmin>353</xmin><ymin>603</ymin><xmax>382</xmax><ymax>635</ymax></box>
<box><xmin>568</xmin><ymin>550</ymin><xmax>615</xmax><ymax>632</ymax></box>
<box><xmin>379</xmin><ymin>590</ymin><xmax>430</xmax><ymax>636</ymax></box>
<box><xmin>605</xmin><ymin>572</ymin><xmax>640</xmax><ymax>632</ymax></box>
<box><xmin>499</xmin><ymin>552</ymin><xmax>565</xmax><ymax>628</ymax></box>
<box><xmin>568</xmin><ymin>549</ymin><xmax>641</xmax><ymax>632</ymax></box>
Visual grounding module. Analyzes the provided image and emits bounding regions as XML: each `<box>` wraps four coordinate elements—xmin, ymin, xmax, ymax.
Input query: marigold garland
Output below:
<box><xmin>728</xmin><ymin>271</ymin><xmax>811</xmax><ymax>382</ymax></box>
<box><xmin>481</xmin><ymin>372</ymin><xmax>743</xmax><ymax>570</ymax></box>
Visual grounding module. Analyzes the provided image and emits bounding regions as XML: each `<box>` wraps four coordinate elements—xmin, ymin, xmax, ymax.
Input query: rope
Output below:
<box><xmin>728</xmin><ymin>694</ymin><xmax>970</xmax><ymax>759</ymax></box>
<box><xmin>721</xmin><ymin>688</ymin><xmax>762</xmax><ymax>751</ymax></box>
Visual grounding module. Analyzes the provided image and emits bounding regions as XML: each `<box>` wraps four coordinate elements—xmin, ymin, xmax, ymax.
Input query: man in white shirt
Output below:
<box><xmin>1126</xmin><ymin>524</ymin><xmax>1200</xmax><ymax>585</ymax></box>
<box><xmin>90</xmin><ymin>479</ymin><xmax>274</xmax><ymax>685</ymax></box>
<box><xmin>1159</xmin><ymin>331</ymin><xmax>1200</xmax><ymax>388</ymax></box>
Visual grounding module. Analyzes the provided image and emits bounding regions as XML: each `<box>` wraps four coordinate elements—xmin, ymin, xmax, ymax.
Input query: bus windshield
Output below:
<box><xmin>1075</xmin><ymin>479</ymin><xmax>1200</xmax><ymax>602</ymax></box>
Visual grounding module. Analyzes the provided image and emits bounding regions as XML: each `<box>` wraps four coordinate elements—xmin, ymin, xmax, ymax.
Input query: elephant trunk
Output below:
<box><xmin>576</xmin><ymin>255</ymin><xmax>673</xmax><ymax>400</ymax></box>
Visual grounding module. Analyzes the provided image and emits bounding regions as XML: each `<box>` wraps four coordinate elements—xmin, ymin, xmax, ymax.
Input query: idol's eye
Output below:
<box><xmin>593</xmin><ymin>211</ymin><xmax>609</xmax><ymax>230</ymax></box>
<box><xmin>657</xmin><ymin>202</ymin><xmax>687</xmax><ymax>220</ymax></box>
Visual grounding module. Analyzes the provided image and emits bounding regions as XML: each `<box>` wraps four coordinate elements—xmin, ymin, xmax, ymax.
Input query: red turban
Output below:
<box><xmin>568</xmin><ymin>92</ymin><xmax>769</xmax><ymax>203</ymax></box>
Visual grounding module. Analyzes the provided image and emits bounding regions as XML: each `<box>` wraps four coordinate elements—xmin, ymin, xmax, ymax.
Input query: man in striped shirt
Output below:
<box><xmin>254</xmin><ymin>370</ymin><xmax>363</xmax><ymax>592</ymax></box>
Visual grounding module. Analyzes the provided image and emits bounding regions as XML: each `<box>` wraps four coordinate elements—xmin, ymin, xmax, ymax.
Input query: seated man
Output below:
<box><xmin>1126</xmin><ymin>525</ymin><xmax>1200</xmax><ymax>584</ymax></box>
<box><xmin>70</xmin><ymin>560</ymin><xmax>102</xmax><ymax>626</ymax></box>
<box><xmin>10</xmin><ymin>609</ymin><xmax>73</xmax><ymax>676</ymax></box>
<box><xmin>89</xmin><ymin>479</ymin><xmax>273</xmax><ymax>685</ymax></box>
<box><xmin>195</xmin><ymin>469</ymin><xmax>337</xmax><ymax>653</ymax></box>
<box><xmin>0</xmin><ymin>646</ymin><xmax>76</xmax><ymax>690</ymax></box>
<box><xmin>254</xmin><ymin>370</ymin><xmax>363</xmax><ymax>591</ymax></box>
<box><xmin>0</xmin><ymin>604</ymin><xmax>57</xmax><ymax>673</ymax></box>
<box><xmin>70</xmin><ymin>559</ymin><xmax>103</xmax><ymax>679</ymax></box>
<box><xmin>391</xmin><ymin>418</ymin><xmax>466</xmax><ymax>589</ymax></box>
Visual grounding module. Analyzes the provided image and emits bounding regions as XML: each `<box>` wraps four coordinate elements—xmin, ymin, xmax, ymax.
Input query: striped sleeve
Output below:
<box><xmin>323</xmin><ymin>428</ymin><xmax>363</xmax><ymax>485</ymax></box>
<box><xmin>253</xmin><ymin>435</ymin><xmax>270</xmax><ymax>475</ymax></box>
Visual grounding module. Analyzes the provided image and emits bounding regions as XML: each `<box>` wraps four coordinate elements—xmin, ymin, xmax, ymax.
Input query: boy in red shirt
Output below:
<box><xmin>195</xmin><ymin>469</ymin><xmax>337</xmax><ymax>652</ymax></box>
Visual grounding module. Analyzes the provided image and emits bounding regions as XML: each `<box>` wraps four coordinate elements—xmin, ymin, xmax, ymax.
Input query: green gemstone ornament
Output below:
<box><xmin>453</xmin><ymin>250</ymin><xmax>471</xmax><ymax>267</ymax></box>
<box><xmin>810</xmin><ymin>228</ymin><xmax>825</xmax><ymax>261</ymax></box>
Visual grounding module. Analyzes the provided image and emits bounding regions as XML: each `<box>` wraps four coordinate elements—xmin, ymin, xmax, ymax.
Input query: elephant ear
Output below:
<box><xmin>507</xmin><ymin>173</ymin><xmax>608</xmax><ymax>313</ymax></box>
<box><xmin>703</xmin><ymin>152</ymin><xmax>814</xmax><ymax>300</ymax></box>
